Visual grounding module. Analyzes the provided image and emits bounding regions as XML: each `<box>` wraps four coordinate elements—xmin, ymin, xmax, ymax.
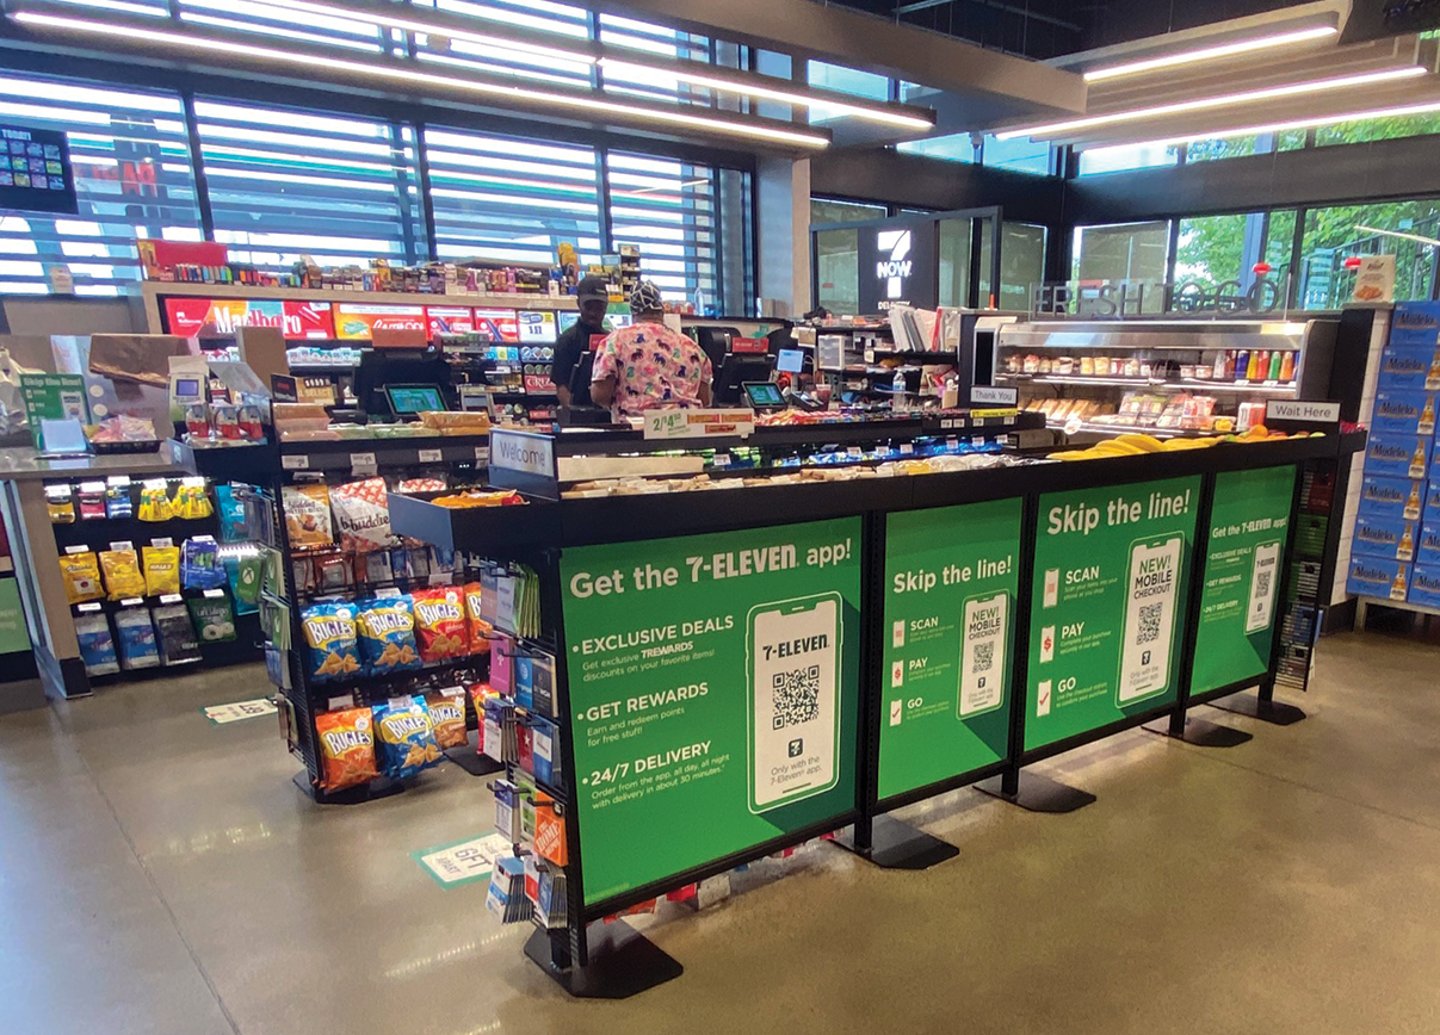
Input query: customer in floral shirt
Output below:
<box><xmin>591</xmin><ymin>281</ymin><xmax>713</xmax><ymax>418</ymax></box>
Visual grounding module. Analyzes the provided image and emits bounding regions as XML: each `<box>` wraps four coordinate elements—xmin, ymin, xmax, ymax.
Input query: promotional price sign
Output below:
<box><xmin>1026</xmin><ymin>476</ymin><xmax>1200</xmax><ymax>751</ymax></box>
<box><xmin>561</xmin><ymin>518</ymin><xmax>860</xmax><ymax>906</ymax></box>
<box><xmin>1191</xmin><ymin>466</ymin><xmax>1295</xmax><ymax>695</ymax></box>
<box><xmin>879</xmin><ymin>499</ymin><xmax>1019</xmax><ymax>799</ymax></box>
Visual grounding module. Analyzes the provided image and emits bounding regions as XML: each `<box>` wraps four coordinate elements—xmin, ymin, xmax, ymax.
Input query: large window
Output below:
<box><xmin>982</xmin><ymin>136</ymin><xmax>1052</xmax><ymax>176</ymax></box>
<box><xmin>1072</xmin><ymin>221</ymin><xmax>1169</xmax><ymax>314</ymax></box>
<box><xmin>176</xmin><ymin>0</ymin><xmax>387</xmax><ymax>52</ymax></box>
<box><xmin>1175</xmin><ymin>210</ymin><xmax>1297</xmax><ymax>301</ymax></box>
<box><xmin>937</xmin><ymin>217</ymin><xmax>972</xmax><ymax>308</ymax></box>
<box><xmin>999</xmin><ymin>222</ymin><xmax>1046</xmax><ymax>309</ymax></box>
<box><xmin>607</xmin><ymin>153</ymin><xmax>724</xmax><ymax>309</ymax></box>
<box><xmin>815</xmin><ymin>228</ymin><xmax>858</xmax><ymax>315</ymax></box>
<box><xmin>425</xmin><ymin>127</ymin><xmax>602</xmax><ymax>266</ymax></box>
<box><xmin>0</xmin><ymin>73</ymin><xmax>201</xmax><ymax>295</ymax></box>
<box><xmin>1077</xmin><ymin>143</ymin><xmax>1178</xmax><ymax>176</ymax></box>
<box><xmin>811</xmin><ymin>198</ymin><xmax>886</xmax><ymax>224</ymax></box>
<box><xmin>897</xmin><ymin>133</ymin><xmax>978</xmax><ymax>164</ymax></box>
<box><xmin>1315</xmin><ymin>113</ymin><xmax>1440</xmax><ymax>148</ymax></box>
<box><xmin>196</xmin><ymin>100</ymin><xmax>425</xmax><ymax>270</ymax></box>
<box><xmin>1299</xmin><ymin>200</ymin><xmax>1440</xmax><ymax>309</ymax></box>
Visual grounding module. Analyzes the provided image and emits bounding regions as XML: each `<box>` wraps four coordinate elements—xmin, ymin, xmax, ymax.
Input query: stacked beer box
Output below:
<box><xmin>1348</xmin><ymin>303</ymin><xmax>1440</xmax><ymax>608</ymax></box>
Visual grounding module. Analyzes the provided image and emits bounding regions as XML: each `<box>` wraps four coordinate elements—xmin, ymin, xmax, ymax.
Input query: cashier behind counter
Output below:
<box><xmin>549</xmin><ymin>275</ymin><xmax>610</xmax><ymax>408</ymax></box>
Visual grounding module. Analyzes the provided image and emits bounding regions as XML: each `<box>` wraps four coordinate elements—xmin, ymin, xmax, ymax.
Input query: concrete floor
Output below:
<box><xmin>3</xmin><ymin>630</ymin><xmax>1439</xmax><ymax>1034</ymax></box>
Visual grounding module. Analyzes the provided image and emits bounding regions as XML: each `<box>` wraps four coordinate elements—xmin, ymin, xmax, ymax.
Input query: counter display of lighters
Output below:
<box><xmin>47</xmin><ymin>475</ymin><xmax>266</xmax><ymax>679</ymax></box>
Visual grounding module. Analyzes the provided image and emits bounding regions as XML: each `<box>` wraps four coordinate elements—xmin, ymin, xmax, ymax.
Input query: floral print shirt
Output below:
<box><xmin>591</xmin><ymin>322</ymin><xmax>713</xmax><ymax>417</ymax></box>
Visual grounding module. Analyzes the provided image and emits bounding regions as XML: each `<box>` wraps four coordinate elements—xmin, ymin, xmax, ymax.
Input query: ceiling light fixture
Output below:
<box><xmin>999</xmin><ymin>65</ymin><xmax>1426</xmax><ymax>140</ymax></box>
<box><xmin>12</xmin><ymin>12</ymin><xmax>830</xmax><ymax>149</ymax></box>
<box><xmin>1355</xmin><ymin>224</ymin><xmax>1440</xmax><ymax>248</ymax></box>
<box><xmin>1080</xmin><ymin>98</ymin><xmax>1440</xmax><ymax>154</ymax></box>
<box><xmin>598</xmin><ymin>58</ymin><xmax>934</xmax><ymax>129</ymax></box>
<box><xmin>1083</xmin><ymin>24</ymin><xmax>1338</xmax><ymax>82</ymax></box>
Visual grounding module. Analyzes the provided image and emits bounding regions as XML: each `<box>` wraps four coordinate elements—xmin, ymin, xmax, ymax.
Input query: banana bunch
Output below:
<box><xmin>1048</xmin><ymin>433</ymin><xmax>1219</xmax><ymax>461</ymax></box>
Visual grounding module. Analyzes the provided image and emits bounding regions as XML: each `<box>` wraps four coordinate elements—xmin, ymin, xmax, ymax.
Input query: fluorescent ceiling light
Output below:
<box><xmin>1084</xmin><ymin>25</ymin><xmax>1338</xmax><ymax>82</ymax></box>
<box><xmin>999</xmin><ymin>65</ymin><xmax>1426</xmax><ymax>140</ymax></box>
<box><xmin>1081</xmin><ymin>98</ymin><xmax>1440</xmax><ymax>154</ymax></box>
<box><xmin>1355</xmin><ymin>224</ymin><xmax>1440</xmax><ymax>248</ymax></box>
<box><xmin>235</xmin><ymin>0</ymin><xmax>597</xmax><ymax>65</ymax></box>
<box><xmin>12</xmin><ymin>12</ymin><xmax>829</xmax><ymax>149</ymax></box>
<box><xmin>599</xmin><ymin>57</ymin><xmax>933</xmax><ymax>129</ymax></box>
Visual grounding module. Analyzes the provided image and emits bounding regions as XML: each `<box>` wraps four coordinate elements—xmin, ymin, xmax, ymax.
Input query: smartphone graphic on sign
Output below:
<box><xmin>1246</xmin><ymin>540</ymin><xmax>1282</xmax><ymax>633</ymax></box>
<box><xmin>1118</xmin><ymin>535</ymin><xmax>1182</xmax><ymax>704</ymax></box>
<box><xmin>746</xmin><ymin>593</ymin><xmax>841</xmax><ymax>814</ymax></box>
<box><xmin>959</xmin><ymin>591</ymin><xmax>1007</xmax><ymax>718</ymax></box>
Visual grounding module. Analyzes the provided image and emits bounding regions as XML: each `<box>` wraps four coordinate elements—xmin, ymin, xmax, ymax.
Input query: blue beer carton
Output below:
<box><xmin>1352</xmin><ymin>513</ymin><xmax>1418</xmax><ymax>562</ymax></box>
<box><xmin>1347</xmin><ymin>555</ymin><xmax>1410</xmax><ymax>600</ymax></box>
<box><xmin>1416</xmin><ymin>524</ymin><xmax>1440</xmax><ymax>566</ymax></box>
<box><xmin>1364</xmin><ymin>431</ymin><xmax>1430</xmax><ymax>480</ymax></box>
<box><xmin>1409</xmin><ymin>564</ymin><xmax>1440</xmax><ymax>608</ymax></box>
<box><xmin>1371</xmin><ymin>390</ymin><xmax>1438</xmax><ymax>436</ymax></box>
<box><xmin>1389</xmin><ymin>302</ymin><xmax>1440</xmax><ymax>349</ymax></box>
<box><xmin>1375</xmin><ymin>347</ymin><xmax>1436</xmax><ymax>392</ymax></box>
<box><xmin>1358</xmin><ymin>474</ymin><xmax>1426</xmax><ymax>522</ymax></box>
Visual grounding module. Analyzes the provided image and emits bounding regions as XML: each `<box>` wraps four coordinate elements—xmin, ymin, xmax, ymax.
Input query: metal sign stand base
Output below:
<box><xmin>976</xmin><ymin>771</ymin><xmax>1096</xmax><ymax>813</ymax></box>
<box><xmin>1209</xmin><ymin>691</ymin><xmax>1307</xmax><ymax>726</ymax></box>
<box><xmin>834</xmin><ymin>814</ymin><xmax>959</xmax><ymax>870</ymax></box>
<box><xmin>444</xmin><ymin>731</ymin><xmax>505</xmax><ymax>776</ymax></box>
<box><xmin>523</xmin><ymin>921</ymin><xmax>682</xmax><ymax>999</ymax></box>
<box><xmin>1141</xmin><ymin>715</ymin><xmax>1253</xmax><ymax>747</ymax></box>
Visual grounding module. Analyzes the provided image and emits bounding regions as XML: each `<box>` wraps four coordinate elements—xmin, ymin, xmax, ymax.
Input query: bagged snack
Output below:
<box><xmin>187</xmin><ymin>594</ymin><xmax>236</xmax><ymax>643</ymax></box>
<box><xmin>463</xmin><ymin>582</ymin><xmax>493</xmax><ymax>655</ymax></box>
<box><xmin>373</xmin><ymin>695</ymin><xmax>442</xmax><ymax>779</ymax></box>
<box><xmin>427</xmin><ymin>688</ymin><xmax>467</xmax><ymax>749</ymax></box>
<box><xmin>142</xmin><ymin>545</ymin><xmax>181</xmax><ymax>596</ymax></box>
<box><xmin>181</xmin><ymin>537</ymin><xmax>227</xmax><ymax>590</ymax></box>
<box><xmin>316</xmin><ymin>707</ymin><xmax>379</xmax><ymax>792</ymax></box>
<box><xmin>355</xmin><ymin>596</ymin><xmax>421</xmax><ymax>676</ymax></box>
<box><xmin>74</xmin><ymin>612</ymin><xmax>119</xmax><ymax>675</ymax></box>
<box><xmin>412</xmin><ymin>587</ymin><xmax>469</xmax><ymax>663</ymax></box>
<box><xmin>329</xmin><ymin>478</ymin><xmax>392</xmax><ymax>553</ymax></box>
<box><xmin>315</xmin><ymin>554</ymin><xmax>350</xmax><ymax>593</ymax></box>
<box><xmin>395</xmin><ymin>476</ymin><xmax>446</xmax><ymax>494</ymax></box>
<box><xmin>137</xmin><ymin>483</ymin><xmax>175</xmax><ymax>522</ymax></box>
<box><xmin>153</xmin><ymin>602</ymin><xmax>202</xmax><ymax>664</ymax></box>
<box><xmin>225</xmin><ymin>552</ymin><xmax>264</xmax><ymax>615</ymax></box>
<box><xmin>282</xmin><ymin>484</ymin><xmax>334</xmax><ymax>549</ymax></box>
<box><xmin>302</xmin><ymin>602</ymin><xmax>361</xmax><ymax>683</ymax></box>
<box><xmin>114</xmin><ymin>607</ymin><xmax>160</xmax><ymax>669</ymax></box>
<box><xmin>59</xmin><ymin>551</ymin><xmax>104</xmax><ymax>604</ymax></box>
<box><xmin>99</xmin><ymin>548</ymin><xmax>146</xmax><ymax>601</ymax></box>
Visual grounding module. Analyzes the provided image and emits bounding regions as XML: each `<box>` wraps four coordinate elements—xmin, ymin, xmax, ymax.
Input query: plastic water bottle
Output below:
<box><xmin>891</xmin><ymin>370</ymin><xmax>906</xmax><ymax>412</ymax></box>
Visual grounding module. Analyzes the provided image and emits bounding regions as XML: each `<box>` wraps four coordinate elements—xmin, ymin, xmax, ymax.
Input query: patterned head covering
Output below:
<box><xmin>628</xmin><ymin>280</ymin><xmax>665</xmax><ymax>316</ymax></box>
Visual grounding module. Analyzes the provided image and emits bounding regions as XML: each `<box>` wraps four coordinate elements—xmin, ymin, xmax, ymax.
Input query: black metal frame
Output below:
<box><xmin>392</xmin><ymin>429</ymin><xmax>1354</xmax><ymax>993</ymax></box>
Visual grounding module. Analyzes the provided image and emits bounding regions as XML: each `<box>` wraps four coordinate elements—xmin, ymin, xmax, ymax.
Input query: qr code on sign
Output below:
<box><xmin>1254</xmin><ymin>571</ymin><xmax>1272</xmax><ymax>600</ymax></box>
<box><xmin>1137</xmin><ymin>602</ymin><xmax>1163</xmax><ymax>644</ymax></box>
<box><xmin>972</xmin><ymin>641</ymin><xmax>994</xmax><ymax>673</ymax></box>
<box><xmin>772</xmin><ymin>665</ymin><xmax>820</xmax><ymax>729</ymax></box>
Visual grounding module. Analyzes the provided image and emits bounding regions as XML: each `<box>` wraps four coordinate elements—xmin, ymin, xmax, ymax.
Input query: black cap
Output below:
<box><xmin>576</xmin><ymin>276</ymin><xmax>610</xmax><ymax>305</ymax></box>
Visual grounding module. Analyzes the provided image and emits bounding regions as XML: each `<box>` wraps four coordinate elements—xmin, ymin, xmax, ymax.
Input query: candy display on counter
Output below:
<box><xmin>99</xmin><ymin>548</ymin><xmax>146</xmax><ymax>601</ymax></box>
<box><xmin>75</xmin><ymin>612</ymin><xmax>119</xmax><ymax>676</ymax></box>
<box><xmin>114</xmin><ymin>607</ymin><xmax>161</xmax><ymax>670</ymax></box>
<box><xmin>143</xmin><ymin>545</ymin><xmax>181</xmax><ymax>596</ymax></box>
<box><xmin>59</xmin><ymin>551</ymin><xmax>104</xmax><ymax>604</ymax></box>
<box><xmin>153</xmin><ymin>603</ymin><xmax>203</xmax><ymax>665</ymax></box>
<box><xmin>188</xmin><ymin>594</ymin><xmax>237</xmax><ymax>643</ymax></box>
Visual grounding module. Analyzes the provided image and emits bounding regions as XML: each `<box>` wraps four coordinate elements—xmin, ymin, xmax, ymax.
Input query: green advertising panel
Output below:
<box><xmin>1191</xmin><ymin>466</ymin><xmax>1295</xmax><ymax>695</ymax></box>
<box><xmin>1026</xmin><ymin>476</ymin><xmax>1201</xmax><ymax>751</ymax></box>
<box><xmin>0</xmin><ymin>578</ymin><xmax>27</xmax><ymax>655</ymax></box>
<box><xmin>879</xmin><ymin>499</ymin><xmax>1020</xmax><ymax>799</ymax></box>
<box><xmin>561</xmin><ymin>517</ymin><xmax>861</xmax><ymax>906</ymax></box>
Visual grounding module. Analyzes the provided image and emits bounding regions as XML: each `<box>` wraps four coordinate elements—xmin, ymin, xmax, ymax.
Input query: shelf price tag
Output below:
<box><xmin>159</xmin><ymin>593</ymin><xmax>183</xmax><ymax>604</ymax></box>
<box><xmin>971</xmin><ymin>436</ymin><xmax>986</xmax><ymax>448</ymax></box>
<box><xmin>474</xmin><ymin>446</ymin><xmax>490</xmax><ymax>464</ymax></box>
<box><xmin>350</xmin><ymin>452</ymin><xmax>378</xmax><ymax>476</ymax></box>
<box><xmin>281</xmin><ymin>454</ymin><xmax>309</xmax><ymax>471</ymax></box>
<box><xmin>899</xmin><ymin>442</ymin><xmax>914</xmax><ymax>455</ymax></box>
<box><xmin>76</xmin><ymin>602</ymin><xmax>102</xmax><ymax>613</ymax></box>
<box><xmin>120</xmin><ymin>597</ymin><xmax>144</xmax><ymax>607</ymax></box>
<box><xmin>846</xmin><ymin>446</ymin><xmax>863</xmax><ymax>458</ymax></box>
<box><xmin>713</xmin><ymin>453</ymin><xmax>731</xmax><ymax>468</ymax></box>
<box><xmin>109</xmin><ymin>540</ymin><xmax>134</xmax><ymax>552</ymax></box>
<box><xmin>418</xmin><ymin>448</ymin><xmax>443</xmax><ymax>464</ymax></box>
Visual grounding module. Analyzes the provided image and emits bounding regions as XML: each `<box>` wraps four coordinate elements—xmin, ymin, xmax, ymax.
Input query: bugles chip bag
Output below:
<box><xmin>355</xmin><ymin>596</ymin><xmax>422</xmax><ymax>676</ymax></box>
<box><xmin>412</xmin><ymin>587</ymin><xmax>469</xmax><ymax>663</ymax></box>
<box><xmin>373</xmin><ymin>695</ymin><xmax>442</xmax><ymax>779</ymax></box>
<box><xmin>315</xmin><ymin>707</ymin><xmax>378</xmax><ymax>791</ymax></box>
<box><xmin>463</xmin><ymin>581</ymin><xmax>492</xmax><ymax>656</ymax></box>
<box><xmin>302</xmin><ymin>602</ymin><xmax>362</xmax><ymax>683</ymax></box>
<box><xmin>426</xmin><ymin>688</ymin><xmax>467</xmax><ymax>750</ymax></box>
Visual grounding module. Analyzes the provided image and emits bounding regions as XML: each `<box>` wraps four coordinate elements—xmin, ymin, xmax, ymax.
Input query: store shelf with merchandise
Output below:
<box><xmin>992</xmin><ymin>317</ymin><xmax>1337</xmax><ymax>440</ymax></box>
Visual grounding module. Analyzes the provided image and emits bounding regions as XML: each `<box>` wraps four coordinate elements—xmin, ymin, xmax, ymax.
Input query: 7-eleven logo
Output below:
<box><xmin>876</xmin><ymin>229</ymin><xmax>912</xmax><ymax>300</ymax></box>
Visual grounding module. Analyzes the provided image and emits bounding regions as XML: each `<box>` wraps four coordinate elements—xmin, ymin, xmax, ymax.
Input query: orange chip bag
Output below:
<box><xmin>426</xmin><ymin>688</ymin><xmax>467</xmax><ymax>749</ymax></box>
<box><xmin>463</xmin><ymin>581</ymin><xmax>492</xmax><ymax>655</ymax></box>
<box><xmin>315</xmin><ymin>707</ymin><xmax>378</xmax><ymax>792</ymax></box>
<box><xmin>412</xmin><ymin>587</ymin><xmax>469</xmax><ymax>663</ymax></box>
